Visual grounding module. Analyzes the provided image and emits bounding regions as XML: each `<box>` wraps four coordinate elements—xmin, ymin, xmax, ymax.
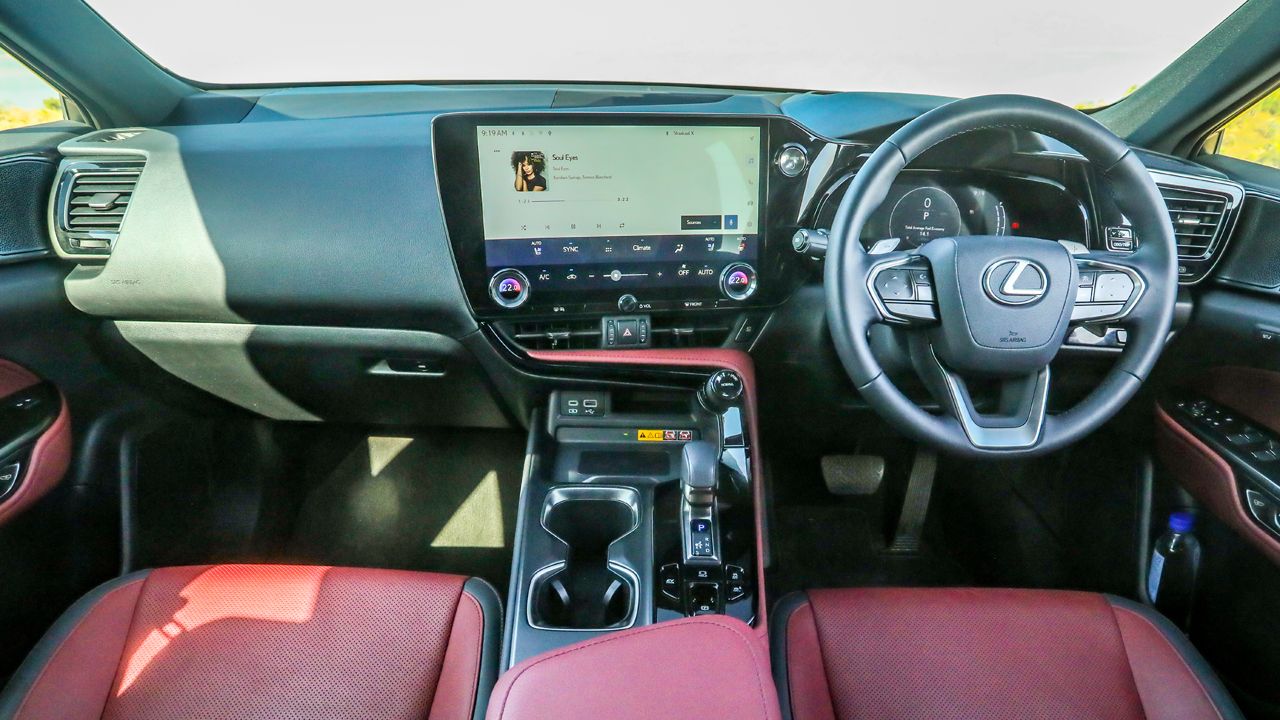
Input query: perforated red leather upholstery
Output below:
<box><xmin>0</xmin><ymin>565</ymin><xmax>500</xmax><ymax>720</ymax></box>
<box><xmin>773</xmin><ymin>588</ymin><xmax>1242</xmax><ymax>720</ymax></box>
<box><xmin>487</xmin><ymin>615</ymin><xmax>781</xmax><ymax>720</ymax></box>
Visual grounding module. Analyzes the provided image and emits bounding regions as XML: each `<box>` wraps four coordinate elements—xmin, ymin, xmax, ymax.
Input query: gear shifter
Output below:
<box><xmin>681</xmin><ymin>440</ymin><xmax>720</xmax><ymax>564</ymax></box>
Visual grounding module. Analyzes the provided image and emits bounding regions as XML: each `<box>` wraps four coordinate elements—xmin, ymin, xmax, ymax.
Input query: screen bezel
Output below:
<box><xmin>434</xmin><ymin>113</ymin><xmax>775</xmax><ymax>318</ymax></box>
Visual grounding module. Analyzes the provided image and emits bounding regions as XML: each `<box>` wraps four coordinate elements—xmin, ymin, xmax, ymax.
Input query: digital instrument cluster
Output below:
<box><xmin>812</xmin><ymin>171</ymin><xmax>1090</xmax><ymax>252</ymax></box>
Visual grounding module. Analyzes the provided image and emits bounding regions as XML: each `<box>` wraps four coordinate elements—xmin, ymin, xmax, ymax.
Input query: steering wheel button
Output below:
<box><xmin>874</xmin><ymin>269</ymin><xmax>914</xmax><ymax>300</ymax></box>
<box><xmin>1094</xmin><ymin>273</ymin><xmax>1135</xmax><ymax>303</ymax></box>
<box><xmin>1076</xmin><ymin>286</ymin><xmax>1093</xmax><ymax>303</ymax></box>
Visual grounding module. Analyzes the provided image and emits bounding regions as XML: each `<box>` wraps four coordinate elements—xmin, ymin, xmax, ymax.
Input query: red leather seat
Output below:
<box><xmin>0</xmin><ymin>564</ymin><xmax>500</xmax><ymax>720</ymax></box>
<box><xmin>772</xmin><ymin>587</ymin><xmax>1242</xmax><ymax>720</ymax></box>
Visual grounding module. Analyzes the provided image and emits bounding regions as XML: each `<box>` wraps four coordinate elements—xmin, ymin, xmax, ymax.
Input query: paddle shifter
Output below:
<box><xmin>681</xmin><ymin>440</ymin><xmax>720</xmax><ymax>564</ymax></box>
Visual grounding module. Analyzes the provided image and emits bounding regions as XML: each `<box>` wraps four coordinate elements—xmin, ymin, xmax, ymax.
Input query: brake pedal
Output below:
<box><xmin>821</xmin><ymin>454</ymin><xmax>885</xmax><ymax>496</ymax></box>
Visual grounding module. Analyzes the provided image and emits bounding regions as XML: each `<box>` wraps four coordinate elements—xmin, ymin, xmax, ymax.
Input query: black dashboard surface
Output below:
<box><xmin>49</xmin><ymin>84</ymin><xmax>1228</xmax><ymax>342</ymax></box>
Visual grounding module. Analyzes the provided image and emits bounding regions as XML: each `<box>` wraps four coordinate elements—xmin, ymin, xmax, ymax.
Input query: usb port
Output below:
<box><xmin>567</xmin><ymin>399</ymin><xmax>580</xmax><ymax>407</ymax></box>
<box><xmin>583</xmin><ymin>399</ymin><xmax>598</xmax><ymax>408</ymax></box>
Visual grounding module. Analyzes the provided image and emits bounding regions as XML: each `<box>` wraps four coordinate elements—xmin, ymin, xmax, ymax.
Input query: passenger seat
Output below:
<box><xmin>0</xmin><ymin>564</ymin><xmax>500</xmax><ymax>720</ymax></box>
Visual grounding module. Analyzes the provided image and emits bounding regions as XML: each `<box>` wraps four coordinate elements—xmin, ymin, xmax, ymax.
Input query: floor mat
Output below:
<box><xmin>284</xmin><ymin>429</ymin><xmax>526</xmax><ymax>593</ymax></box>
<box><xmin>770</xmin><ymin>504</ymin><xmax>971</xmax><ymax>598</ymax></box>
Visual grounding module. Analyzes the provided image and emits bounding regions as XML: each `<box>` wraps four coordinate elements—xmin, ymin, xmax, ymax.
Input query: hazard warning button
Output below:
<box><xmin>602</xmin><ymin>315</ymin><xmax>651</xmax><ymax>348</ymax></box>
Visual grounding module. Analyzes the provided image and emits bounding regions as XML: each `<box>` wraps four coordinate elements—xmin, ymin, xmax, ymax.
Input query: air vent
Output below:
<box><xmin>508</xmin><ymin>319</ymin><xmax>604</xmax><ymax>350</ymax></box>
<box><xmin>83</xmin><ymin>129</ymin><xmax>144</xmax><ymax>143</ymax></box>
<box><xmin>1150</xmin><ymin>171</ymin><xmax>1244</xmax><ymax>284</ymax></box>
<box><xmin>1159</xmin><ymin>185</ymin><xmax>1229</xmax><ymax>257</ymax></box>
<box><xmin>501</xmin><ymin>314</ymin><xmax>735</xmax><ymax>351</ymax></box>
<box><xmin>52</xmin><ymin>159</ymin><xmax>145</xmax><ymax>257</ymax></box>
<box><xmin>648</xmin><ymin>315</ymin><xmax>734</xmax><ymax>348</ymax></box>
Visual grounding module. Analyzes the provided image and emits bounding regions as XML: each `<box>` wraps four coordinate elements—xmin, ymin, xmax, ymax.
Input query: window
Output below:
<box><xmin>85</xmin><ymin>0</ymin><xmax>1245</xmax><ymax>110</ymax></box>
<box><xmin>0</xmin><ymin>50</ymin><xmax>63</xmax><ymax>131</ymax></box>
<box><xmin>1208</xmin><ymin>86</ymin><xmax>1280</xmax><ymax>169</ymax></box>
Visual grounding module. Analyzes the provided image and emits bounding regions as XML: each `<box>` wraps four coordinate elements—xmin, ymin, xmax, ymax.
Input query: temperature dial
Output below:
<box><xmin>489</xmin><ymin>268</ymin><xmax>530</xmax><ymax>309</ymax></box>
<box><xmin>720</xmin><ymin>263</ymin><xmax>758</xmax><ymax>301</ymax></box>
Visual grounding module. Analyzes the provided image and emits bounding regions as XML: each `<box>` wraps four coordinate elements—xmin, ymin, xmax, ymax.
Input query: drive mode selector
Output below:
<box><xmin>719</xmin><ymin>263</ymin><xmax>757</xmax><ymax>301</ymax></box>
<box><xmin>489</xmin><ymin>268</ymin><xmax>530</xmax><ymax>309</ymax></box>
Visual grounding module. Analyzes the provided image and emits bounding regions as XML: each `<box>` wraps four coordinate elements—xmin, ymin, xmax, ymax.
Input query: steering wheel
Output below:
<box><xmin>826</xmin><ymin>94</ymin><xmax>1176</xmax><ymax>458</ymax></box>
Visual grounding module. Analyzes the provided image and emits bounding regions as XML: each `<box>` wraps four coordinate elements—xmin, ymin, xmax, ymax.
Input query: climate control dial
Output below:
<box><xmin>719</xmin><ymin>263</ymin><xmax>758</xmax><ymax>301</ymax></box>
<box><xmin>489</xmin><ymin>268</ymin><xmax>530</xmax><ymax>309</ymax></box>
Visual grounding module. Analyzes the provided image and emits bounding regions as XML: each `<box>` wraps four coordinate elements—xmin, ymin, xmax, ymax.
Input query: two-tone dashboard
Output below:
<box><xmin>32</xmin><ymin>85</ymin><xmax>1247</xmax><ymax>428</ymax></box>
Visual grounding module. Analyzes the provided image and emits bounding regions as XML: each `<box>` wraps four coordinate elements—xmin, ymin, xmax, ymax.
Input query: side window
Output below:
<box><xmin>1206</xmin><ymin>86</ymin><xmax>1280</xmax><ymax>170</ymax></box>
<box><xmin>0</xmin><ymin>51</ymin><xmax>65</xmax><ymax>131</ymax></box>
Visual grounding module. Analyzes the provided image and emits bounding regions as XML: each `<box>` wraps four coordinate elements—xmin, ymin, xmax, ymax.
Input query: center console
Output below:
<box><xmin>503</xmin><ymin>369</ymin><xmax>759</xmax><ymax>666</ymax></box>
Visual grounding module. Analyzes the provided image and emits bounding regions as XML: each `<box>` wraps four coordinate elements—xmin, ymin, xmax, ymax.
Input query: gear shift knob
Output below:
<box><xmin>682</xmin><ymin>440</ymin><xmax>718</xmax><ymax>506</ymax></box>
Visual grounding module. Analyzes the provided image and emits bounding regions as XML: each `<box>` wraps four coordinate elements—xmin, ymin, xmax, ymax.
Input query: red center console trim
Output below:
<box><xmin>525</xmin><ymin>348</ymin><xmax>769</xmax><ymax>640</ymax></box>
<box><xmin>1154</xmin><ymin>404</ymin><xmax>1280</xmax><ymax>565</ymax></box>
<box><xmin>0</xmin><ymin>359</ymin><xmax>72</xmax><ymax>527</ymax></box>
<box><xmin>486</xmin><ymin>615</ymin><xmax>781</xmax><ymax>720</ymax></box>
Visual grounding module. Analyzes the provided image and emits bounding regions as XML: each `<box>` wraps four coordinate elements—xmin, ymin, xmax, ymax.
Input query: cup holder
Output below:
<box><xmin>529</xmin><ymin>486</ymin><xmax>640</xmax><ymax>630</ymax></box>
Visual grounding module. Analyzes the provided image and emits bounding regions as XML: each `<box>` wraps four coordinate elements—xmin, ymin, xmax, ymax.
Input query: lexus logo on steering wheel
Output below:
<box><xmin>983</xmin><ymin>259</ymin><xmax>1048</xmax><ymax>305</ymax></box>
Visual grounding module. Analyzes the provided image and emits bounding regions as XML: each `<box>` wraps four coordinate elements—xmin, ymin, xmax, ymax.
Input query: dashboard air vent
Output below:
<box><xmin>1150</xmin><ymin>171</ymin><xmax>1244</xmax><ymax>284</ymax></box>
<box><xmin>84</xmin><ymin>129</ymin><xmax>144</xmax><ymax>143</ymax></box>
<box><xmin>508</xmin><ymin>319</ymin><xmax>604</xmax><ymax>350</ymax></box>
<box><xmin>500</xmin><ymin>314</ymin><xmax>735</xmax><ymax>351</ymax></box>
<box><xmin>52</xmin><ymin>159</ymin><xmax>145</xmax><ymax>257</ymax></box>
<box><xmin>1159</xmin><ymin>185</ymin><xmax>1228</xmax><ymax>257</ymax></box>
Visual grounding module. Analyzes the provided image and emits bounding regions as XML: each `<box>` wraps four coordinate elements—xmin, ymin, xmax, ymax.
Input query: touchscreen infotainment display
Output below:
<box><xmin>475</xmin><ymin>124</ymin><xmax>762</xmax><ymax>297</ymax></box>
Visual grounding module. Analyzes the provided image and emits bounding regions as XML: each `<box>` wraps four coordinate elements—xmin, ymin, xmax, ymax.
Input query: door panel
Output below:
<box><xmin>0</xmin><ymin>126</ymin><xmax>128</xmax><ymax>678</ymax></box>
<box><xmin>1154</xmin><ymin>154</ymin><xmax>1280</xmax><ymax>718</ymax></box>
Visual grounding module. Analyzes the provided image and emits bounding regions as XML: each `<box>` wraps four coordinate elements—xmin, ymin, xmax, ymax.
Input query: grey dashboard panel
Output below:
<box><xmin>114</xmin><ymin>321</ymin><xmax>510</xmax><ymax>427</ymax></box>
<box><xmin>58</xmin><ymin>112</ymin><xmax>477</xmax><ymax>336</ymax></box>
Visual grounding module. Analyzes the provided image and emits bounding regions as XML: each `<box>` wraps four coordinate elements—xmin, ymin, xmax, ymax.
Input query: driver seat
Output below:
<box><xmin>771</xmin><ymin>587</ymin><xmax>1241</xmax><ymax>720</ymax></box>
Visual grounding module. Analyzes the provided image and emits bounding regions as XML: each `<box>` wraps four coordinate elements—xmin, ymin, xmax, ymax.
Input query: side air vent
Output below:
<box><xmin>51</xmin><ymin>158</ymin><xmax>145</xmax><ymax>257</ymax></box>
<box><xmin>1151</xmin><ymin>170</ymin><xmax>1244</xmax><ymax>284</ymax></box>
<box><xmin>1160</xmin><ymin>186</ymin><xmax>1228</xmax><ymax>256</ymax></box>
<box><xmin>500</xmin><ymin>314</ymin><xmax>735</xmax><ymax>351</ymax></box>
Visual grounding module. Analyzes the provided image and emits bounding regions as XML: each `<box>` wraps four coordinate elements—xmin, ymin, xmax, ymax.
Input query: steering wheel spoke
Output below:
<box><xmin>1071</xmin><ymin>252</ymin><xmax>1148</xmax><ymax>325</ymax></box>
<box><xmin>866</xmin><ymin>252</ymin><xmax>939</xmax><ymax>326</ymax></box>
<box><xmin>914</xmin><ymin>341</ymin><xmax>1050</xmax><ymax>450</ymax></box>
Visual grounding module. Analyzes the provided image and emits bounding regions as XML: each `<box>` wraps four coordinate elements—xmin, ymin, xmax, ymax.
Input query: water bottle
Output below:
<box><xmin>1147</xmin><ymin>511</ymin><xmax>1201</xmax><ymax>628</ymax></box>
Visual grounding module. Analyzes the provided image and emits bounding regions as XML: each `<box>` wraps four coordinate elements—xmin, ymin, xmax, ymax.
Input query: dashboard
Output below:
<box><xmin>36</xmin><ymin>84</ymin><xmax>1248</xmax><ymax>430</ymax></box>
<box><xmin>47</xmin><ymin>86</ymin><xmax>1243</xmax><ymax>362</ymax></box>
<box><xmin>436</xmin><ymin>110</ymin><xmax>1107</xmax><ymax>334</ymax></box>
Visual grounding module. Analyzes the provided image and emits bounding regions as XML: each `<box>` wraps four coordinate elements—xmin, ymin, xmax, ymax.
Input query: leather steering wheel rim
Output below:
<box><xmin>825</xmin><ymin>94</ymin><xmax>1177</xmax><ymax>459</ymax></box>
